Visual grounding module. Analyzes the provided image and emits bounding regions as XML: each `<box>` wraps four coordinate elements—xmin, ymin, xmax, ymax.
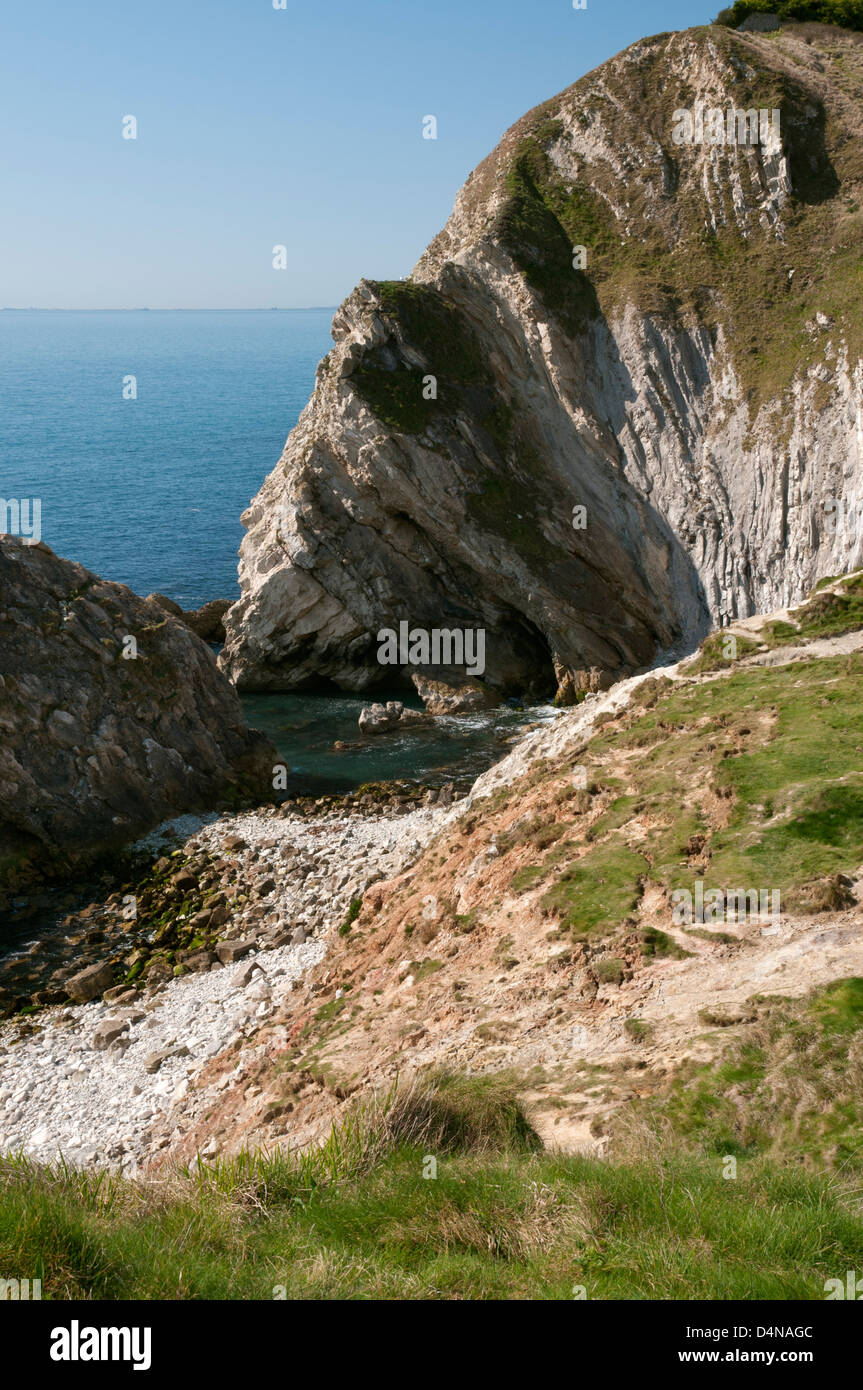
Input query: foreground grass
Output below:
<box><xmin>2</xmin><ymin>1049</ymin><xmax>862</xmax><ymax>1301</ymax></box>
<box><xmin>2</xmin><ymin>1148</ymin><xmax>859</xmax><ymax>1301</ymax></box>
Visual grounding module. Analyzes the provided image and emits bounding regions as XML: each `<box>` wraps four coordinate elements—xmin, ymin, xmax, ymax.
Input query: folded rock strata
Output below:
<box><xmin>222</xmin><ymin>22</ymin><xmax>863</xmax><ymax>704</ymax></box>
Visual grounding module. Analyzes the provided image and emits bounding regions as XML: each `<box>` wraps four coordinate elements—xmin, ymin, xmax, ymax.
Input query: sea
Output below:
<box><xmin>0</xmin><ymin>310</ymin><xmax>555</xmax><ymax>796</ymax></box>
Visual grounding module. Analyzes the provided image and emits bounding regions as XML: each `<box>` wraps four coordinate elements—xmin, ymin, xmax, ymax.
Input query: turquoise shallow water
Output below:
<box><xmin>242</xmin><ymin>690</ymin><xmax>557</xmax><ymax>795</ymax></box>
<box><xmin>1</xmin><ymin>309</ymin><xmax>553</xmax><ymax>794</ymax></box>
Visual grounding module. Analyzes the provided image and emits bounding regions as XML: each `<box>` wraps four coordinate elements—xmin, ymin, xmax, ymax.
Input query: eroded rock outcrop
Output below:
<box><xmin>222</xmin><ymin>23</ymin><xmax>863</xmax><ymax>703</ymax></box>
<box><xmin>147</xmin><ymin>594</ymin><xmax>231</xmax><ymax>644</ymax></box>
<box><xmin>357</xmin><ymin>700</ymin><xmax>433</xmax><ymax>734</ymax></box>
<box><xmin>0</xmin><ymin>540</ymin><xmax>276</xmax><ymax>895</ymax></box>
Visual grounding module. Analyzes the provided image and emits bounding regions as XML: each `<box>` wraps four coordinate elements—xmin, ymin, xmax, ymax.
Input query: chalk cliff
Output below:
<box><xmin>222</xmin><ymin>22</ymin><xmax>863</xmax><ymax>703</ymax></box>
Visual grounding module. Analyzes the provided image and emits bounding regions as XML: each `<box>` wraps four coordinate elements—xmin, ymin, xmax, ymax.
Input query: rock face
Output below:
<box><xmin>65</xmin><ymin>961</ymin><xmax>115</xmax><ymax>1004</ymax></box>
<box><xmin>222</xmin><ymin>23</ymin><xmax>863</xmax><ymax>704</ymax></box>
<box><xmin>0</xmin><ymin>540</ymin><xmax>276</xmax><ymax>887</ymax></box>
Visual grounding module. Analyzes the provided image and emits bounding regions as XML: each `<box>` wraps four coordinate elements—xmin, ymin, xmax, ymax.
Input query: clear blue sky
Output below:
<box><xmin>0</xmin><ymin>0</ymin><xmax>713</xmax><ymax>309</ymax></box>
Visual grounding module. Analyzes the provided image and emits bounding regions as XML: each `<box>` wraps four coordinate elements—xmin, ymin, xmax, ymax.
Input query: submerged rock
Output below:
<box><xmin>358</xmin><ymin>702</ymin><xmax>398</xmax><ymax>734</ymax></box>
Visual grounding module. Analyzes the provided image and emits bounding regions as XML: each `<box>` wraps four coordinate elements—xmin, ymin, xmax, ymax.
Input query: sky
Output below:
<box><xmin>0</xmin><ymin>0</ymin><xmax>714</xmax><ymax>309</ymax></box>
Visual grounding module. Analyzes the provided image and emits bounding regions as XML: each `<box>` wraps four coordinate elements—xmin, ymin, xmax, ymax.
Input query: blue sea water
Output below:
<box><xmin>0</xmin><ymin>309</ymin><xmax>333</xmax><ymax>608</ymax></box>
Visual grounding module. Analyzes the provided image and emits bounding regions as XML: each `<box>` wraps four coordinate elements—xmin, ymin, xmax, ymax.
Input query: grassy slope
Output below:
<box><xmin>511</xmin><ymin>591</ymin><xmax>863</xmax><ymax>937</ymax></box>
<box><xmin>625</xmin><ymin>978</ymin><xmax>863</xmax><ymax>1172</ymax></box>
<box><xmin>3</xmin><ymin>1017</ymin><xmax>863</xmax><ymax>1301</ymax></box>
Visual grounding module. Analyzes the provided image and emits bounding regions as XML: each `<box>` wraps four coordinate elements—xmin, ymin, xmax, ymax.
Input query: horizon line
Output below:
<box><xmin>0</xmin><ymin>305</ymin><xmax>340</xmax><ymax>313</ymax></box>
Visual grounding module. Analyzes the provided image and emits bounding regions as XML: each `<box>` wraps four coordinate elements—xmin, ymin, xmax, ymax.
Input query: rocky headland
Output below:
<box><xmin>221</xmin><ymin>22</ymin><xmax>863</xmax><ymax>709</ymax></box>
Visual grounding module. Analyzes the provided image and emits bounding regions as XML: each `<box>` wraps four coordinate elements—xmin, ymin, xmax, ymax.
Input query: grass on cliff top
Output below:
<box><xmin>716</xmin><ymin>0</ymin><xmax>863</xmax><ymax>31</ymax></box>
<box><xmin>3</xmin><ymin>1001</ymin><xmax>863</xmax><ymax>1300</ymax></box>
